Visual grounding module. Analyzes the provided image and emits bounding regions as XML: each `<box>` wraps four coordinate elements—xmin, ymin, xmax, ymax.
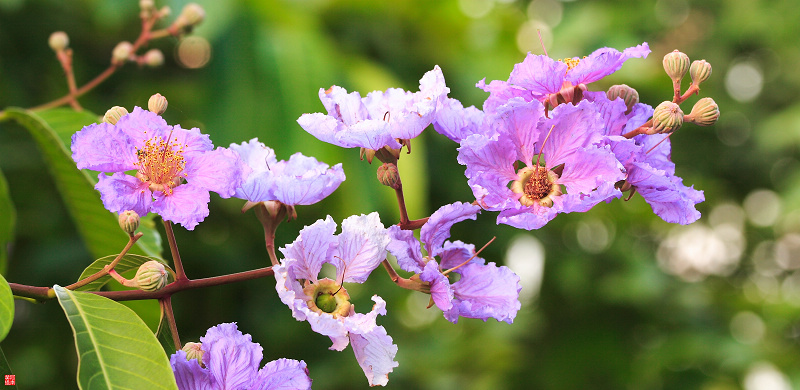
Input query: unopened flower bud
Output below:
<box><xmin>148</xmin><ymin>93</ymin><xmax>168</xmax><ymax>115</ymax></box>
<box><xmin>140</xmin><ymin>0</ymin><xmax>154</xmax><ymax>11</ymax></box>
<box><xmin>111</xmin><ymin>41</ymin><xmax>133</xmax><ymax>65</ymax></box>
<box><xmin>662</xmin><ymin>50</ymin><xmax>690</xmax><ymax>82</ymax></box>
<box><xmin>48</xmin><ymin>31</ymin><xmax>69</xmax><ymax>51</ymax></box>
<box><xmin>118</xmin><ymin>210</ymin><xmax>140</xmax><ymax>235</ymax></box>
<box><xmin>182</xmin><ymin>342</ymin><xmax>204</xmax><ymax>365</ymax></box>
<box><xmin>377</xmin><ymin>163</ymin><xmax>400</xmax><ymax>189</ymax></box>
<box><xmin>174</xmin><ymin>3</ymin><xmax>205</xmax><ymax>31</ymax></box>
<box><xmin>143</xmin><ymin>49</ymin><xmax>164</xmax><ymax>67</ymax></box>
<box><xmin>686</xmin><ymin>97</ymin><xmax>719</xmax><ymax>126</ymax></box>
<box><xmin>103</xmin><ymin>106</ymin><xmax>129</xmax><ymax>125</ymax></box>
<box><xmin>158</xmin><ymin>6</ymin><xmax>171</xmax><ymax>18</ymax></box>
<box><xmin>606</xmin><ymin>84</ymin><xmax>639</xmax><ymax>113</ymax></box>
<box><xmin>134</xmin><ymin>260</ymin><xmax>168</xmax><ymax>292</ymax></box>
<box><xmin>650</xmin><ymin>101</ymin><xmax>684</xmax><ymax>134</ymax></box>
<box><xmin>690</xmin><ymin>59</ymin><xmax>712</xmax><ymax>86</ymax></box>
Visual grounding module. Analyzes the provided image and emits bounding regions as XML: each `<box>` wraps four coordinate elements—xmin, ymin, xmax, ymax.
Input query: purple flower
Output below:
<box><xmin>478</xmin><ymin>43</ymin><xmax>650</xmax><ymax>114</ymax></box>
<box><xmin>588</xmin><ymin>93</ymin><xmax>704</xmax><ymax>224</ymax></box>
<box><xmin>457</xmin><ymin>98</ymin><xmax>625</xmax><ymax>230</ymax></box>
<box><xmin>71</xmin><ymin>107</ymin><xmax>244</xmax><ymax>230</ymax></box>
<box><xmin>229</xmin><ymin>138</ymin><xmax>345</xmax><ymax>205</ymax></box>
<box><xmin>297</xmin><ymin>66</ymin><xmax>450</xmax><ymax>150</ymax></box>
<box><xmin>387</xmin><ymin>202</ymin><xmax>521</xmax><ymax>323</ymax></box>
<box><xmin>170</xmin><ymin>322</ymin><xmax>311</xmax><ymax>390</ymax></box>
<box><xmin>274</xmin><ymin>213</ymin><xmax>398</xmax><ymax>386</ymax></box>
<box><xmin>432</xmin><ymin>97</ymin><xmax>486</xmax><ymax>143</ymax></box>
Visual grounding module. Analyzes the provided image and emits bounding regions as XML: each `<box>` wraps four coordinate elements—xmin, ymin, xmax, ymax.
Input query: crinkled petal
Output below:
<box><xmin>335</xmin><ymin>213</ymin><xmax>390</xmax><ymax>284</ymax></box>
<box><xmin>297</xmin><ymin>113</ymin><xmax>355</xmax><ymax>147</ymax></box>
<box><xmin>349</xmin><ymin>325</ymin><xmax>398</xmax><ymax>387</ymax></box>
<box><xmin>280</xmin><ymin>216</ymin><xmax>338</xmax><ymax>282</ymax></box>
<box><xmin>457</xmin><ymin>133</ymin><xmax>517</xmax><ymax>181</ymax></box>
<box><xmin>343</xmin><ymin>295</ymin><xmax>387</xmax><ymax>337</ymax></box>
<box><xmin>560</xmin><ymin>181</ymin><xmax>623</xmax><ymax>214</ymax></box>
<box><xmin>420</xmin><ymin>260</ymin><xmax>453</xmax><ymax>311</ymax></box>
<box><xmin>319</xmin><ymin>86</ymin><xmax>369</xmax><ymax>126</ymax></box>
<box><xmin>433</xmin><ymin>97</ymin><xmax>486</xmax><ymax>143</ymax></box>
<box><xmin>438</xmin><ymin>240</ymin><xmax>482</xmax><ymax>270</ymax></box>
<box><xmin>386</xmin><ymin>225</ymin><xmax>425</xmax><ymax>274</ymax></box>
<box><xmin>184</xmin><ymin>147</ymin><xmax>245</xmax><ymax>198</ymax></box>
<box><xmin>466</xmin><ymin>173</ymin><xmax>518</xmax><ymax>212</ymax></box>
<box><xmin>492</xmin><ymin>97</ymin><xmax>546</xmax><ymax>165</ymax></box>
<box><xmin>167</xmin><ymin>124</ymin><xmax>214</xmax><ymax>156</ymax></box>
<box><xmin>507</xmin><ymin>53</ymin><xmax>568</xmax><ymax>98</ymax></box>
<box><xmin>150</xmin><ymin>184</ymin><xmax>210</xmax><ymax>230</ymax></box>
<box><xmin>445</xmin><ymin>262</ymin><xmax>521</xmax><ymax>324</ymax></box>
<box><xmin>421</xmin><ymin>202</ymin><xmax>480</xmax><ymax>257</ymax></box>
<box><xmin>541</xmin><ymin>100</ymin><xmax>604</xmax><ymax>169</ymax></box>
<box><xmin>170</xmin><ymin>350</ymin><xmax>214</xmax><ymax>390</ymax></box>
<box><xmin>253</xmin><ymin>359</ymin><xmax>312</xmax><ymax>390</ymax></box>
<box><xmin>268</xmin><ymin>154</ymin><xmax>345</xmax><ymax>205</ymax></box>
<box><xmin>340</xmin><ymin>119</ymin><xmax>401</xmax><ymax>150</ymax></box>
<box><xmin>71</xmin><ymin>121</ymin><xmax>137</xmax><ymax>172</ymax></box>
<box><xmin>566</xmin><ymin>42</ymin><xmax>650</xmax><ymax>85</ymax></box>
<box><xmin>476</xmin><ymin>78</ymin><xmax>532</xmax><ymax>115</ymax></box>
<box><xmin>496</xmin><ymin>201</ymin><xmax>560</xmax><ymax>230</ymax></box>
<box><xmin>629</xmin><ymin>162</ymin><xmax>704</xmax><ymax>225</ymax></box>
<box><xmin>558</xmin><ymin>144</ymin><xmax>624</xmax><ymax>195</ymax></box>
<box><xmin>274</xmin><ymin>259</ymin><xmax>313</xmax><ymax>322</ymax></box>
<box><xmin>200</xmin><ymin>323</ymin><xmax>262</xmax><ymax>390</ymax></box>
<box><xmin>114</xmin><ymin>107</ymin><xmax>172</xmax><ymax>146</ymax></box>
<box><xmin>229</xmin><ymin>138</ymin><xmax>278</xmax><ymax>175</ymax></box>
<box><xmin>95</xmin><ymin>172</ymin><xmax>152</xmax><ymax>216</ymax></box>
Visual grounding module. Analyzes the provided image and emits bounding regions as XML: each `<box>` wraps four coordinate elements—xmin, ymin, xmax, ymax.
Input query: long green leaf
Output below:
<box><xmin>75</xmin><ymin>254</ymin><xmax>171</xmax><ymax>292</ymax></box>
<box><xmin>0</xmin><ymin>108</ymin><xmax>161</xmax><ymax>259</ymax></box>
<box><xmin>0</xmin><ymin>346</ymin><xmax>16</xmax><ymax>390</ymax></box>
<box><xmin>0</xmin><ymin>168</ymin><xmax>14</xmax><ymax>276</ymax></box>
<box><xmin>53</xmin><ymin>285</ymin><xmax>178</xmax><ymax>390</ymax></box>
<box><xmin>0</xmin><ymin>274</ymin><xmax>12</xmax><ymax>342</ymax></box>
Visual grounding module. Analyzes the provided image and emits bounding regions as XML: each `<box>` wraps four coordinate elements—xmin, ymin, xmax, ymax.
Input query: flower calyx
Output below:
<box><xmin>303</xmin><ymin>278</ymin><xmax>351</xmax><ymax>317</ymax></box>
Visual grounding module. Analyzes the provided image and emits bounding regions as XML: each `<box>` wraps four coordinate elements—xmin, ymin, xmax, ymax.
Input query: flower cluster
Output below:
<box><xmin>170</xmin><ymin>323</ymin><xmax>311</xmax><ymax>390</ymax></box>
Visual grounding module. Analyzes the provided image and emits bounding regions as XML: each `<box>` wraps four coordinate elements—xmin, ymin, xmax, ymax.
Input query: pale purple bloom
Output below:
<box><xmin>433</xmin><ymin>97</ymin><xmax>486</xmax><ymax>143</ymax></box>
<box><xmin>457</xmin><ymin>98</ymin><xmax>625</xmax><ymax>230</ymax></box>
<box><xmin>170</xmin><ymin>322</ymin><xmax>311</xmax><ymax>390</ymax></box>
<box><xmin>229</xmin><ymin>138</ymin><xmax>345</xmax><ymax>205</ymax></box>
<box><xmin>478</xmin><ymin>43</ymin><xmax>650</xmax><ymax>114</ymax></box>
<box><xmin>297</xmin><ymin>66</ymin><xmax>450</xmax><ymax>150</ymax></box>
<box><xmin>387</xmin><ymin>202</ymin><xmax>522</xmax><ymax>323</ymax></box>
<box><xmin>71</xmin><ymin>107</ymin><xmax>244</xmax><ymax>230</ymax></box>
<box><xmin>274</xmin><ymin>213</ymin><xmax>398</xmax><ymax>386</ymax></box>
<box><xmin>589</xmin><ymin>93</ymin><xmax>705</xmax><ymax>224</ymax></box>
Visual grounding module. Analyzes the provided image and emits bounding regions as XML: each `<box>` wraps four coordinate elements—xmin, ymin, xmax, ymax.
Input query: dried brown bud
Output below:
<box><xmin>377</xmin><ymin>163</ymin><xmax>401</xmax><ymax>189</ymax></box>
<box><xmin>606</xmin><ymin>84</ymin><xmax>639</xmax><ymax>113</ymax></box>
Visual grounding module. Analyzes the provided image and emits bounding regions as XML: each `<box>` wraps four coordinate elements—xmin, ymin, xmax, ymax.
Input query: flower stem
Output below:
<box><xmin>160</xmin><ymin>296</ymin><xmax>182</xmax><ymax>350</ymax></box>
<box><xmin>163</xmin><ymin>220</ymin><xmax>187</xmax><ymax>281</ymax></box>
<box><xmin>64</xmin><ymin>232</ymin><xmax>143</xmax><ymax>290</ymax></box>
<box><xmin>9</xmin><ymin>266</ymin><xmax>274</xmax><ymax>302</ymax></box>
<box><xmin>393</xmin><ymin>181</ymin><xmax>410</xmax><ymax>226</ymax></box>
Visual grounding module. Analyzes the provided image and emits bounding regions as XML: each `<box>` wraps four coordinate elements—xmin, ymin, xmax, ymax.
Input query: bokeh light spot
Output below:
<box><xmin>505</xmin><ymin>234</ymin><xmax>545</xmax><ymax>303</ymax></box>
<box><xmin>730</xmin><ymin>311</ymin><xmax>765</xmax><ymax>344</ymax></box>
<box><xmin>743</xmin><ymin>189</ymin><xmax>781</xmax><ymax>227</ymax></box>
<box><xmin>726</xmin><ymin>60</ymin><xmax>763</xmax><ymax>103</ymax></box>
<box><xmin>176</xmin><ymin>36</ymin><xmax>212</xmax><ymax>69</ymax></box>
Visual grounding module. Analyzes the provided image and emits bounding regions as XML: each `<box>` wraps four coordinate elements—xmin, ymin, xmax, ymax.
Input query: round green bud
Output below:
<box><xmin>181</xmin><ymin>342</ymin><xmax>204</xmax><ymax>365</ymax></box>
<box><xmin>103</xmin><ymin>106</ymin><xmax>129</xmax><ymax>125</ymax></box>
<box><xmin>376</xmin><ymin>163</ymin><xmax>400</xmax><ymax>189</ymax></box>
<box><xmin>118</xmin><ymin>210</ymin><xmax>140</xmax><ymax>235</ymax></box>
<box><xmin>111</xmin><ymin>41</ymin><xmax>133</xmax><ymax>65</ymax></box>
<box><xmin>148</xmin><ymin>93</ymin><xmax>168</xmax><ymax>115</ymax></box>
<box><xmin>650</xmin><ymin>101</ymin><xmax>684</xmax><ymax>134</ymax></box>
<box><xmin>48</xmin><ymin>31</ymin><xmax>69</xmax><ymax>51</ymax></box>
<box><xmin>315</xmin><ymin>293</ymin><xmax>338</xmax><ymax>313</ymax></box>
<box><xmin>687</xmin><ymin>97</ymin><xmax>719</xmax><ymax>126</ymax></box>
<box><xmin>662</xmin><ymin>50</ymin><xmax>690</xmax><ymax>82</ymax></box>
<box><xmin>690</xmin><ymin>59</ymin><xmax>712</xmax><ymax>86</ymax></box>
<box><xmin>303</xmin><ymin>278</ymin><xmax>351</xmax><ymax>317</ymax></box>
<box><xmin>606</xmin><ymin>84</ymin><xmax>639</xmax><ymax>112</ymax></box>
<box><xmin>143</xmin><ymin>49</ymin><xmax>164</xmax><ymax>67</ymax></box>
<box><xmin>134</xmin><ymin>260</ymin><xmax>169</xmax><ymax>292</ymax></box>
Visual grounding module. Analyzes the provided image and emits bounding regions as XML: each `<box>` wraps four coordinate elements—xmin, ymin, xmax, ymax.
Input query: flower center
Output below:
<box><xmin>134</xmin><ymin>133</ymin><xmax>186</xmax><ymax>195</ymax></box>
<box><xmin>303</xmin><ymin>278</ymin><xmax>351</xmax><ymax>317</ymax></box>
<box><xmin>511</xmin><ymin>165</ymin><xmax>562</xmax><ymax>207</ymax></box>
<box><xmin>558</xmin><ymin>56</ymin><xmax>585</xmax><ymax>72</ymax></box>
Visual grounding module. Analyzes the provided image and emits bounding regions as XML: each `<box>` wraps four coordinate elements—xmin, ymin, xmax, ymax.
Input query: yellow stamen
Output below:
<box><xmin>132</xmin><ymin>133</ymin><xmax>187</xmax><ymax>195</ymax></box>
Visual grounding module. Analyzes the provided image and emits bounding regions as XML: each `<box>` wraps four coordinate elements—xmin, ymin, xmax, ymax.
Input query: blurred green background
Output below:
<box><xmin>2</xmin><ymin>0</ymin><xmax>800</xmax><ymax>388</ymax></box>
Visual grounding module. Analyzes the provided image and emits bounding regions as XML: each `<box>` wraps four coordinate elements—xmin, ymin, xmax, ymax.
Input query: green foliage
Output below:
<box><xmin>0</xmin><ymin>274</ymin><xmax>12</xmax><ymax>342</ymax></box>
<box><xmin>0</xmin><ymin>108</ymin><xmax>161</xmax><ymax>259</ymax></box>
<box><xmin>75</xmin><ymin>254</ymin><xmax>171</xmax><ymax>292</ymax></box>
<box><xmin>53</xmin><ymin>285</ymin><xmax>177</xmax><ymax>390</ymax></box>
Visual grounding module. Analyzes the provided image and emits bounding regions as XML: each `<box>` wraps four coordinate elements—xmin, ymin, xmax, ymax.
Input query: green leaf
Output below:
<box><xmin>0</xmin><ymin>274</ymin><xmax>12</xmax><ymax>342</ymax></box>
<box><xmin>0</xmin><ymin>169</ymin><xmax>14</xmax><ymax>276</ymax></box>
<box><xmin>0</xmin><ymin>346</ymin><xmax>16</xmax><ymax>390</ymax></box>
<box><xmin>0</xmin><ymin>108</ymin><xmax>161</xmax><ymax>259</ymax></box>
<box><xmin>75</xmin><ymin>254</ymin><xmax>171</xmax><ymax>292</ymax></box>
<box><xmin>53</xmin><ymin>285</ymin><xmax>178</xmax><ymax>390</ymax></box>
